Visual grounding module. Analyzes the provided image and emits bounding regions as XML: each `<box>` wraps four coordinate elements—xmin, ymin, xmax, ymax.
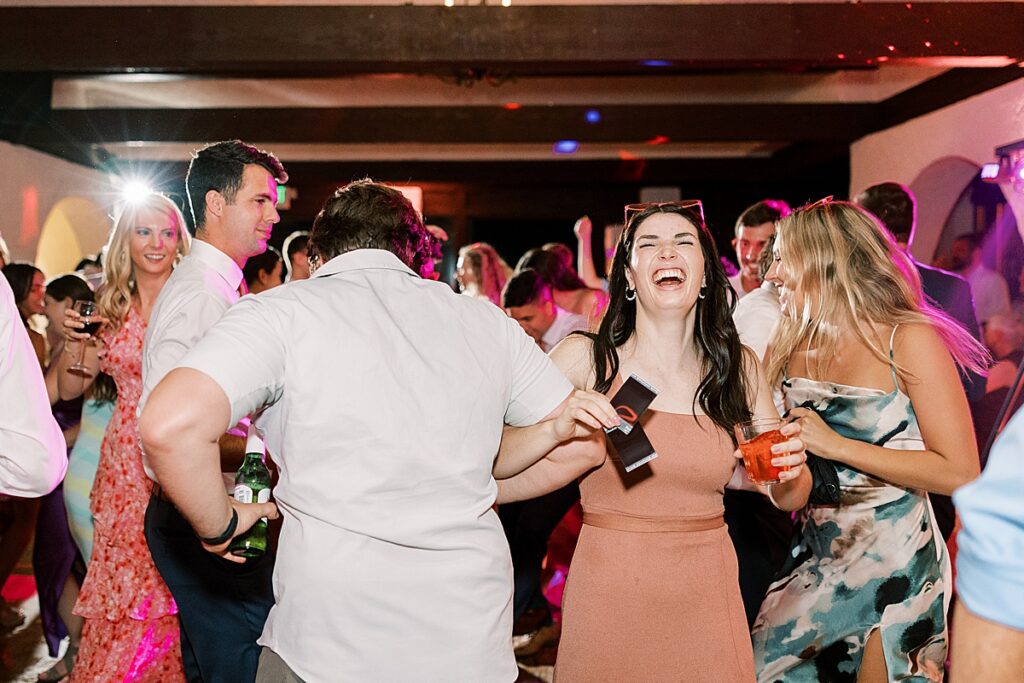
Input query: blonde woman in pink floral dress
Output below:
<box><xmin>56</xmin><ymin>193</ymin><xmax>190</xmax><ymax>681</ymax></box>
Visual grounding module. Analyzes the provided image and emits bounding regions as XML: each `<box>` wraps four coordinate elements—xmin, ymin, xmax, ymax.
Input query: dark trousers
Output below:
<box><xmin>145</xmin><ymin>494</ymin><xmax>275</xmax><ymax>683</ymax></box>
<box><xmin>500</xmin><ymin>481</ymin><xmax>580</xmax><ymax>620</ymax></box>
<box><xmin>723</xmin><ymin>489</ymin><xmax>794</xmax><ymax>630</ymax></box>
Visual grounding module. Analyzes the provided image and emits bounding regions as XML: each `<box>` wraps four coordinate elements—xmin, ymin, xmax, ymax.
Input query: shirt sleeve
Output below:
<box><xmin>503</xmin><ymin>315</ymin><xmax>573</xmax><ymax>427</ymax></box>
<box><xmin>140</xmin><ymin>289</ymin><xmax>232</xmax><ymax>411</ymax></box>
<box><xmin>0</xmin><ymin>275</ymin><xmax>67</xmax><ymax>497</ymax></box>
<box><xmin>174</xmin><ymin>295</ymin><xmax>287</xmax><ymax>429</ymax></box>
<box><xmin>954</xmin><ymin>408</ymin><xmax>1024</xmax><ymax>630</ymax></box>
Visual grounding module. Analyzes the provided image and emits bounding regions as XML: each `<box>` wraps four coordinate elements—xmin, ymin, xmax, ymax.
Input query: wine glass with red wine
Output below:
<box><xmin>67</xmin><ymin>299</ymin><xmax>100</xmax><ymax>378</ymax></box>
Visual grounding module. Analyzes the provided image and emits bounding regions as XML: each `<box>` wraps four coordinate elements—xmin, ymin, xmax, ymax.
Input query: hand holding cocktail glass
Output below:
<box><xmin>64</xmin><ymin>301</ymin><xmax>107</xmax><ymax>378</ymax></box>
<box><xmin>733</xmin><ymin>417</ymin><xmax>806</xmax><ymax>485</ymax></box>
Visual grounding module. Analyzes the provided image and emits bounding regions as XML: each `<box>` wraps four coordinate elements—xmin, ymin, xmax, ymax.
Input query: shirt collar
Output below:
<box><xmin>313</xmin><ymin>249</ymin><xmax>419</xmax><ymax>279</ymax></box>
<box><xmin>189</xmin><ymin>239</ymin><xmax>244</xmax><ymax>292</ymax></box>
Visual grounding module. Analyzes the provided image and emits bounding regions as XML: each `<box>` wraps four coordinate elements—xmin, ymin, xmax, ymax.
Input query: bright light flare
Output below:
<box><xmin>120</xmin><ymin>180</ymin><xmax>154</xmax><ymax>204</ymax></box>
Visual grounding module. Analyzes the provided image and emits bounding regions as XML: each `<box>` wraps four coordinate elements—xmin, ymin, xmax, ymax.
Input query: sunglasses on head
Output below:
<box><xmin>624</xmin><ymin>199</ymin><xmax>705</xmax><ymax>226</ymax></box>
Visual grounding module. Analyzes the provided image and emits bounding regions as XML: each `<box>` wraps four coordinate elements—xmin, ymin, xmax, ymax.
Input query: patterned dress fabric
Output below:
<box><xmin>71</xmin><ymin>307</ymin><xmax>185</xmax><ymax>682</ymax></box>
<box><xmin>752</xmin><ymin>334</ymin><xmax>949</xmax><ymax>683</ymax></box>
<box><xmin>556</xmin><ymin>374</ymin><xmax>756</xmax><ymax>682</ymax></box>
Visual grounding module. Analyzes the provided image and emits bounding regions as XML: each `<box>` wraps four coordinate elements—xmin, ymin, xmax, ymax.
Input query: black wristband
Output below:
<box><xmin>199</xmin><ymin>507</ymin><xmax>238</xmax><ymax>545</ymax></box>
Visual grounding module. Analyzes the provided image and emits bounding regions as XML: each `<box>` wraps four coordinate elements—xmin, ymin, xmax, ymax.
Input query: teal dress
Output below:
<box><xmin>752</xmin><ymin>331</ymin><xmax>949</xmax><ymax>682</ymax></box>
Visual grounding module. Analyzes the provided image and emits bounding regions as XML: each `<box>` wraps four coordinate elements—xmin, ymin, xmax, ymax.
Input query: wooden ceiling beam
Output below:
<box><xmin>2</xmin><ymin>4</ymin><xmax>1022</xmax><ymax>75</ymax></box>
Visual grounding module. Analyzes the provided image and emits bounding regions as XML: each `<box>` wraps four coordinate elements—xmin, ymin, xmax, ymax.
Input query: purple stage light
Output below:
<box><xmin>553</xmin><ymin>140</ymin><xmax>580</xmax><ymax>155</ymax></box>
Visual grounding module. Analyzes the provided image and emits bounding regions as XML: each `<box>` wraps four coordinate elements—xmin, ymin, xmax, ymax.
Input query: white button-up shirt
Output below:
<box><xmin>540</xmin><ymin>305</ymin><xmax>589</xmax><ymax>353</ymax></box>
<box><xmin>176</xmin><ymin>249</ymin><xmax>572</xmax><ymax>683</ymax></box>
<box><xmin>140</xmin><ymin>239</ymin><xmax>244</xmax><ymax>481</ymax></box>
<box><xmin>0</xmin><ymin>272</ymin><xmax>66</xmax><ymax>496</ymax></box>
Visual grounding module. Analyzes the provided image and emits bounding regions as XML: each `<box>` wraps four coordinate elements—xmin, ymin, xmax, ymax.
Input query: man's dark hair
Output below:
<box><xmin>46</xmin><ymin>273</ymin><xmax>93</xmax><ymax>304</ymax></box>
<box><xmin>185</xmin><ymin>140</ymin><xmax>287</xmax><ymax>235</ymax></box>
<box><xmin>502</xmin><ymin>268</ymin><xmax>552</xmax><ymax>309</ymax></box>
<box><xmin>74</xmin><ymin>256</ymin><xmax>101</xmax><ymax>272</ymax></box>
<box><xmin>856</xmin><ymin>182</ymin><xmax>915</xmax><ymax>243</ymax></box>
<box><xmin>735</xmin><ymin>199</ymin><xmax>790</xmax><ymax>235</ymax></box>
<box><xmin>283</xmin><ymin>231</ymin><xmax>309</xmax><ymax>263</ymax></box>
<box><xmin>243</xmin><ymin>246</ymin><xmax>283</xmax><ymax>288</ymax></box>
<box><xmin>308</xmin><ymin>179</ymin><xmax>432</xmax><ymax>274</ymax></box>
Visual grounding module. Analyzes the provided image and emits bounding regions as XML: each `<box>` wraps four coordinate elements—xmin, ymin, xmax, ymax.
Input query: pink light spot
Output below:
<box><xmin>924</xmin><ymin>41</ymin><xmax>932</xmax><ymax>48</ymax></box>
<box><xmin>887</xmin><ymin>45</ymin><xmax>896</xmax><ymax>52</ymax></box>
<box><xmin>905</xmin><ymin>2</ymin><xmax>912</xmax><ymax>8</ymax></box>
<box><xmin>20</xmin><ymin>185</ymin><xmax>39</xmax><ymax>246</ymax></box>
<box><xmin>646</xmin><ymin>135</ymin><xmax>670</xmax><ymax>145</ymax></box>
<box><xmin>953</xmin><ymin>40</ymin><xmax>960</xmax><ymax>46</ymax></box>
<box><xmin>837</xmin><ymin>53</ymin><xmax>846</xmax><ymax>60</ymax></box>
<box><xmin>877</xmin><ymin>56</ymin><xmax>890</xmax><ymax>63</ymax></box>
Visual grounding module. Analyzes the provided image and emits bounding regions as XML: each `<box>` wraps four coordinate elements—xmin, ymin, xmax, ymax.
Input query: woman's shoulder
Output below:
<box><xmin>549</xmin><ymin>333</ymin><xmax>596</xmax><ymax>388</ymax></box>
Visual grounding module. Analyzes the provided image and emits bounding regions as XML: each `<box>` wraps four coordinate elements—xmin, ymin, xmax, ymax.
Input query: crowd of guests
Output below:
<box><xmin>0</xmin><ymin>139</ymin><xmax>1022</xmax><ymax>683</ymax></box>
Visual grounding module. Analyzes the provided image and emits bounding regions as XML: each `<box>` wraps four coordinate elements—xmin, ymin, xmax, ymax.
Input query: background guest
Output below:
<box><xmin>242</xmin><ymin>245</ymin><xmax>284</xmax><ymax>294</ymax></box>
<box><xmin>282</xmin><ymin>230</ymin><xmax>310</xmax><ymax>282</ymax></box>
<box><xmin>516</xmin><ymin>247</ymin><xmax>608</xmax><ymax>322</ymax></box>
<box><xmin>457</xmin><ymin>242</ymin><xmax>512</xmax><ymax>306</ymax></box>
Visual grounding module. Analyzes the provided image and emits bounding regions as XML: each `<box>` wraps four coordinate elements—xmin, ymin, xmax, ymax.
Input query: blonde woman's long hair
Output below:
<box><xmin>98</xmin><ymin>194</ymin><xmax>191</xmax><ymax>332</ymax></box>
<box><xmin>765</xmin><ymin>200</ymin><xmax>989</xmax><ymax>386</ymax></box>
<box><xmin>459</xmin><ymin>242</ymin><xmax>513</xmax><ymax>306</ymax></box>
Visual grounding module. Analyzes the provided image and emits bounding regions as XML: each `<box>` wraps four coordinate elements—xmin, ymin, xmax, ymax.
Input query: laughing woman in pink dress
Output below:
<box><xmin>56</xmin><ymin>193</ymin><xmax>190</xmax><ymax>681</ymax></box>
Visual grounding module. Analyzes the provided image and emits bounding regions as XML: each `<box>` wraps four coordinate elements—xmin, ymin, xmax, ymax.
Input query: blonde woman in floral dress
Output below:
<box><xmin>57</xmin><ymin>193</ymin><xmax>190</xmax><ymax>681</ymax></box>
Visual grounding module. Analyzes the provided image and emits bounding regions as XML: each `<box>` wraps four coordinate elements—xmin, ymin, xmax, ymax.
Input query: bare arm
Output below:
<box><xmin>741</xmin><ymin>349</ymin><xmax>811</xmax><ymax>512</ymax></box>
<box><xmin>952</xmin><ymin>603</ymin><xmax>1024</xmax><ymax>683</ymax></box>
<box><xmin>496</xmin><ymin>335</ymin><xmax>610</xmax><ymax>502</ymax></box>
<box><xmin>574</xmin><ymin>216</ymin><xmax>605</xmax><ymax>290</ymax></box>
<box><xmin>790</xmin><ymin>324</ymin><xmax>979</xmax><ymax>495</ymax></box>
<box><xmin>140</xmin><ymin>368</ymin><xmax>277</xmax><ymax>561</ymax></box>
<box><xmin>493</xmin><ymin>390</ymin><xmax>619</xmax><ymax>479</ymax></box>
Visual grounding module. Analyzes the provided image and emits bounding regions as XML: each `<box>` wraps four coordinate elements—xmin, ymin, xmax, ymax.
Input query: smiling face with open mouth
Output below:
<box><xmin>625</xmin><ymin>212</ymin><xmax>706</xmax><ymax>313</ymax></box>
<box><xmin>129</xmin><ymin>205</ymin><xmax>181</xmax><ymax>278</ymax></box>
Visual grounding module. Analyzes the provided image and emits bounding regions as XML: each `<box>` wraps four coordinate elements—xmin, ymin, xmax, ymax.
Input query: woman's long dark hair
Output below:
<box><xmin>516</xmin><ymin>248</ymin><xmax>588</xmax><ymax>292</ymax></box>
<box><xmin>587</xmin><ymin>204</ymin><xmax>752</xmax><ymax>438</ymax></box>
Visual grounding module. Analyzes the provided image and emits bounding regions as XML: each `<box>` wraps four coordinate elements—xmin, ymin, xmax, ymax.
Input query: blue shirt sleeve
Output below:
<box><xmin>954</xmin><ymin>408</ymin><xmax>1024</xmax><ymax>630</ymax></box>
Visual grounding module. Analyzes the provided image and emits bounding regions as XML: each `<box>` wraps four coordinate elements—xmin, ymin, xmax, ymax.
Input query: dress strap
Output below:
<box><xmin>888</xmin><ymin>324</ymin><xmax>900</xmax><ymax>391</ymax></box>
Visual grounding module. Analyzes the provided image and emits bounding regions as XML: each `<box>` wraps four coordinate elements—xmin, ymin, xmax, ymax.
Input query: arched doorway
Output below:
<box><xmin>34</xmin><ymin>197</ymin><xmax>110</xmax><ymax>277</ymax></box>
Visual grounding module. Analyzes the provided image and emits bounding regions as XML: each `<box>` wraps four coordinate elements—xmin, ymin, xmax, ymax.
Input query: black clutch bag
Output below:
<box><xmin>806</xmin><ymin>452</ymin><xmax>840</xmax><ymax>505</ymax></box>
<box><xmin>784</xmin><ymin>400</ymin><xmax>841</xmax><ymax>506</ymax></box>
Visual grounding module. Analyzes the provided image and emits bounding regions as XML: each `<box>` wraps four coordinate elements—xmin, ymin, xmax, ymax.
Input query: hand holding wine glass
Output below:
<box><xmin>66</xmin><ymin>299</ymin><xmax>102</xmax><ymax>377</ymax></box>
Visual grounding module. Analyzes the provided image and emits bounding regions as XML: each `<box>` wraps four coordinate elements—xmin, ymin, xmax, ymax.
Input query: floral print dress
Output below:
<box><xmin>71</xmin><ymin>307</ymin><xmax>185</xmax><ymax>682</ymax></box>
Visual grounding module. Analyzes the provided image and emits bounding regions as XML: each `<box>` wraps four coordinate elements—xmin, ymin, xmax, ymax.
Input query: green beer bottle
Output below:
<box><xmin>228</xmin><ymin>431</ymin><xmax>272</xmax><ymax>558</ymax></box>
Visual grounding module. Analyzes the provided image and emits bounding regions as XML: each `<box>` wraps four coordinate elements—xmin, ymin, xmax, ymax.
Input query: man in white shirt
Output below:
<box><xmin>0</xmin><ymin>271</ymin><xmax>66</xmax><ymax>497</ymax></box>
<box><xmin>140</xmin><ymin>180</ymin><xmax>618</xmax><ymax>682</ymax></box>
<box><xmin>949</xmin><ymin>231</ymin><xmax>1012</xmax><ymax>326</ymax></box>
<box><xmin>733</xmin><ymin>229</ymin><xmax>782</xmax><ymax>364</ymax></box>
<box><xmin>139</xmin><ymin>139</ymin><xmax>287</xmax><ymax>683</ymax></box>
<box><xmin>503</xmin><ymin>268</ymin><xmax>589</xmax><ymax>353</ymax></box>
<box><xmin>727</xmin><ymin>199</ymin><xmax>790</xmax><ymax>300</ymax></box>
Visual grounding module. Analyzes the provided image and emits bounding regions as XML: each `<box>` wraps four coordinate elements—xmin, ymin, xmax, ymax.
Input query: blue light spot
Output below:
<box><xmin>553</xmin><ymin>140</ymin><xmax>579</xmax><ymax>154</ymax></box>
<box><xmin>641</xmin><ymin>59</ymin><xmax>672</xmax><ymax>67</ymax></box>
<box><xmin>585</xmin><ymin>109</ymin><xmax>601</xmax><ymax>124</ymax></box>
